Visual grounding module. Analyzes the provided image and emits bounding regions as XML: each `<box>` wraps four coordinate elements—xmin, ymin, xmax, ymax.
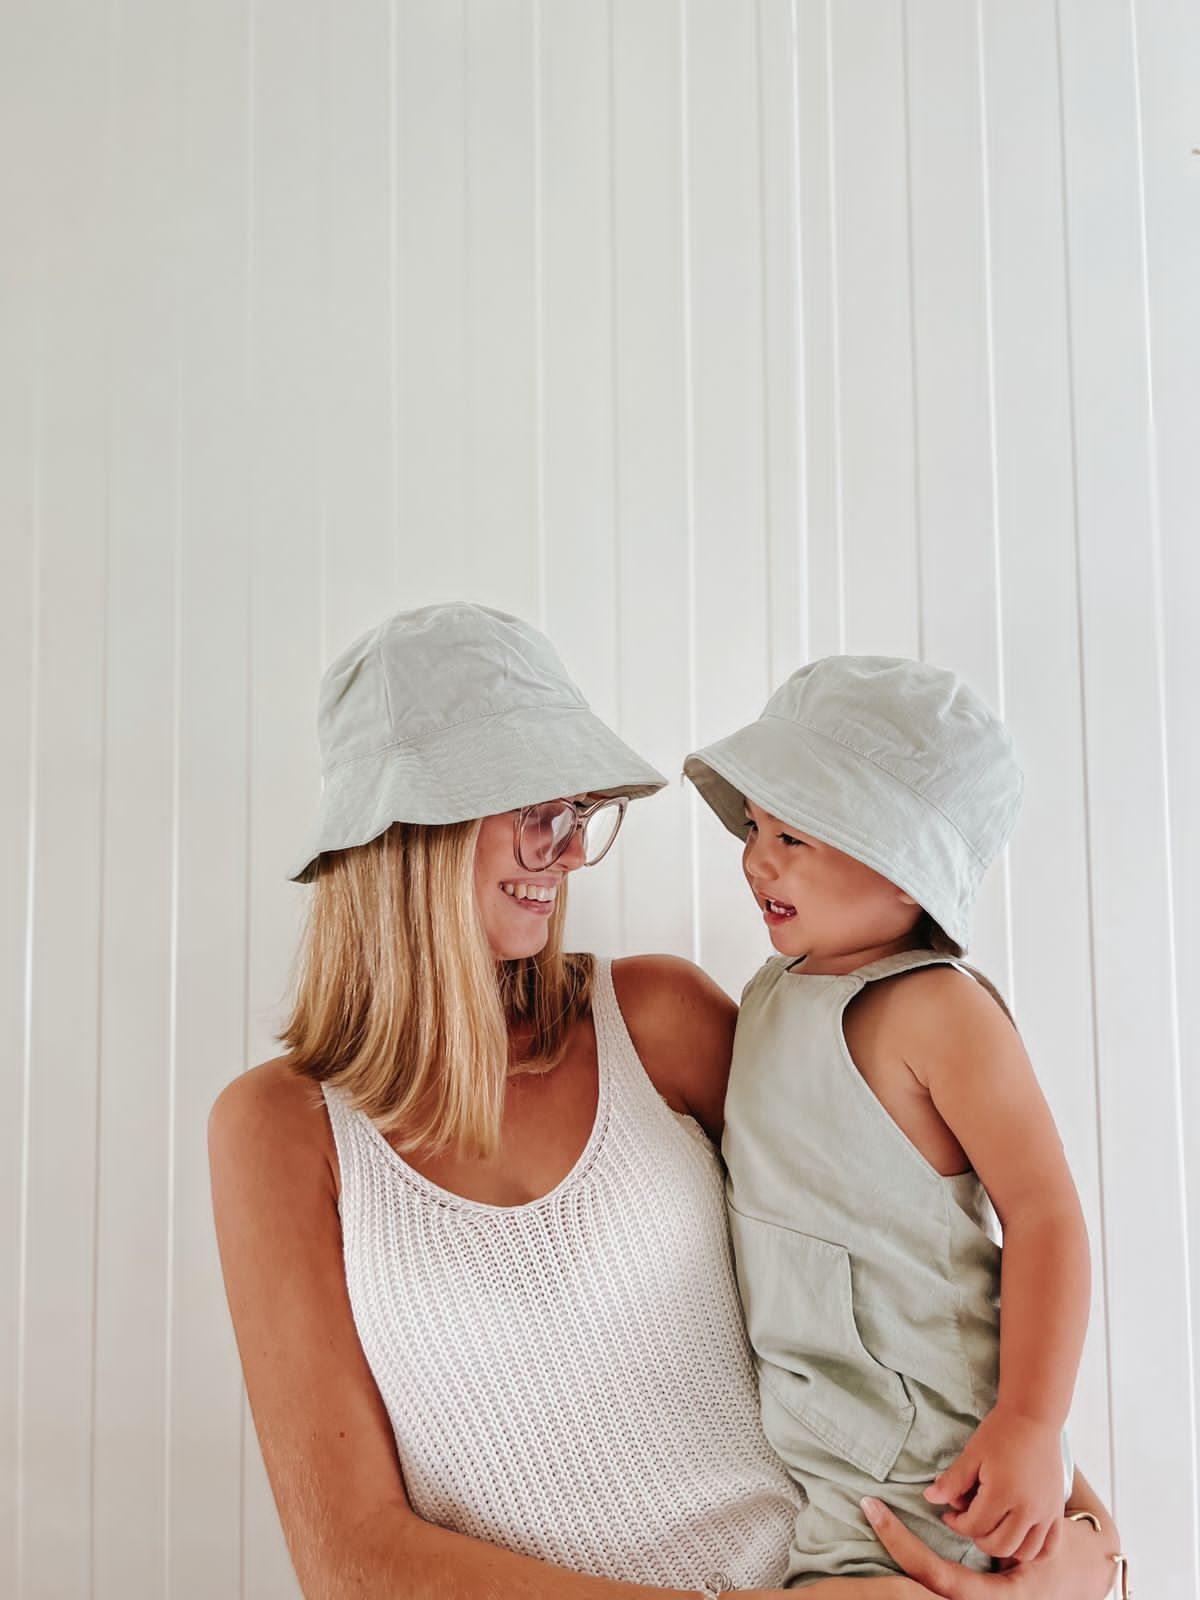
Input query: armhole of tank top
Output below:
<box><xmin>319</xmin><ymin>1081</ymin><xmax>350</xmax><ymax>1218</ymax></box>
<box><xmin>593</xmin><ymin>957</ymin><xmax>715</xmax><ymax>1144</ymax></box>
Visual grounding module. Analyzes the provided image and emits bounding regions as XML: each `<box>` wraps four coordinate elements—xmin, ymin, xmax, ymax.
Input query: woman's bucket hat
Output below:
<box><xmin>682</xmin><ymin>655</ymin><xmax>1023</xmax><ymax>954</ymax></box>
<box><xmin>289</xmin><ymin>602</ymin><xmax>667</xmax><ymax>882</ymax></box>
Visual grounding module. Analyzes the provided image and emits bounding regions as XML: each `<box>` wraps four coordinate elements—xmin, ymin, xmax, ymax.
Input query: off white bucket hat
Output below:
<box><xmin>683</xmin><ymin>655</ymin><xmax>1022</xmax><ymax>955</ymax></box>
<box><xmin>289</xmin><ymin>602</ymin><xmax>666</xmax><ymax>882</ymax></box>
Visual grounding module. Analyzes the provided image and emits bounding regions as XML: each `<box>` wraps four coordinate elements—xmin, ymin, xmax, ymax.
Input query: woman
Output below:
<box><xmin>210</xmin><ymin>603</ymin><xmax>1120</xmax><ymax>1598</ymax></box>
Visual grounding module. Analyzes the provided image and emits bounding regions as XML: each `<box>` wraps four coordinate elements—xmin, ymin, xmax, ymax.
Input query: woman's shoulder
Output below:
<box><xmin>209</xmin><ymin>1056</ymin><xmax>338</xmax><ymax>1186</ymax></box>
<box><xmin>609</xmin><ymin>954</ymin><xmax>737</xmax><ymax>1138</ymax></box>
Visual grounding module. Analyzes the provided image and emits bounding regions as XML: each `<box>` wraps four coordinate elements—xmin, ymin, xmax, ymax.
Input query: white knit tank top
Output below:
<box><xmin>323</xmin><ymin>958</ymin><xmax>799</xmax><ymax>1588</ymax></box>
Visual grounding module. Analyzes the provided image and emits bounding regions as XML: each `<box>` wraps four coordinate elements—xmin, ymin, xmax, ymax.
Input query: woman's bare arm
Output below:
<box><xmin>612</xmin><ymin>954</ymin><xmax>738</xmax><ymax>1138</ymax></box>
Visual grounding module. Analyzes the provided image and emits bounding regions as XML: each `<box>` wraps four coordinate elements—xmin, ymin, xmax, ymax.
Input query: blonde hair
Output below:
<box><xmin>282</xmin><ymin>821</ymin><xmax>594</xmax><ymax>1159</ymax></box>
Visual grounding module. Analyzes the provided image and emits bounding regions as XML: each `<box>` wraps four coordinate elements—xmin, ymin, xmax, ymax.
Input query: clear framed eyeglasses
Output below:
<box><xmin>513</xmin><ymin>795</ymin><xmax>628</xmax><ymax>872</ymax></box>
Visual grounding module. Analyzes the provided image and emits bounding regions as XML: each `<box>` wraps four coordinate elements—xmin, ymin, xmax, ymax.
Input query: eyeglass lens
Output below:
<box><xmin>517</xmin><ymin>799</ymin><xmax>623</xmax><ymax>870</ymax></box>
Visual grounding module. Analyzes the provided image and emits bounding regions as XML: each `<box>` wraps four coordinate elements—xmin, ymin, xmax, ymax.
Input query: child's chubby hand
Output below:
<box><xmin>922</xmin><ymin>1404</ymin><xmax>1066</xmax><ymax>1564</ymax></box>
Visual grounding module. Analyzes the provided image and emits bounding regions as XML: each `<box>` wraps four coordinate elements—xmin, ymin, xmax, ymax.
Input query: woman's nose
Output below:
<box><xmin>558</xmin><ymin>828</ymin><xmax>589</xmax><ymax>871</ymax></box>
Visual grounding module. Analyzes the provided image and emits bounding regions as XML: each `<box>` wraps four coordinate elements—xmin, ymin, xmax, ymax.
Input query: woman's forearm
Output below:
<box><xmin>304</xmin><ymin>1503</ymin><xmax>730</xmax><ymax>1600</ymax></box>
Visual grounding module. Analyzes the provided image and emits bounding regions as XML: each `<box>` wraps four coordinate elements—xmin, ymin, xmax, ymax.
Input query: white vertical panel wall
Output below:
<box><xmin>2</xmin><ymin>1</ymin><xmax>1196</xmax><ymax>1594</ymax></box>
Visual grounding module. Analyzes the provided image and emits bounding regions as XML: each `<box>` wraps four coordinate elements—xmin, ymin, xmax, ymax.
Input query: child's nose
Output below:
<box><xmin>744</xmin><ymin>837</ymin><xmax>776</xmax><ymax>878</ymax></box>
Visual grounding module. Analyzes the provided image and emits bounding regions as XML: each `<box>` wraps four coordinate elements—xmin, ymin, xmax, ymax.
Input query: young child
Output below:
<box><xmin>683</xmin><ymin>655</ymin><xmax>1090</xmax><ymax>1588</ymax></box>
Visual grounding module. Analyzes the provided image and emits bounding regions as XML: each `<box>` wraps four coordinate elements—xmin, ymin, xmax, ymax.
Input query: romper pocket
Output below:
<box><xmin>729</xmin><ymin>1207</ymin><xmax>915</xmax><ymax>1482</ymax></box>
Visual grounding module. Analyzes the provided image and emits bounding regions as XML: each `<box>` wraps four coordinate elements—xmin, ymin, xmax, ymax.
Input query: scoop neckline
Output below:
<box><xmin>344</xmin><ymin>966</ymin><xmax>614</xmax><ymax>1216</ymax></box>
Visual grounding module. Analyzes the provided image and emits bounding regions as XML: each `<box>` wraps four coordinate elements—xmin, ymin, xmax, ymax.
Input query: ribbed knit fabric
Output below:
<box><xmin>323</xmin><ymin>958</ymin><xmax>800</xmax><ymax>1588</ymax></box>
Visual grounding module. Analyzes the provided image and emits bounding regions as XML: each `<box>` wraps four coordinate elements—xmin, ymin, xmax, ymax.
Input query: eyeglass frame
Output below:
<box><xmin>513</xmin><ymin>795</ymin><xmax>628</xmax><ymax>872</ymax></box>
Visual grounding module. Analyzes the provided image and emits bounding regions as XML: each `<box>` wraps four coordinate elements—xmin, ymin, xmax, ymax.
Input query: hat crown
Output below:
<box><xmin>764</xmin><ymin>655</ymin><xmax>1021</xmax><ymax>868</ymax></box>
<box><xmin>318</xmin><ymin>602</ymin><xmax>587</xmax><ymax>774</ymax></box>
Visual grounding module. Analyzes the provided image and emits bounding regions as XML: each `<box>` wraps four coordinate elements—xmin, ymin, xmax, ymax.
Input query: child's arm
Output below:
<box><xmin>896</xmin><ymin>967</ymin><xmax>1091</xmax><ymax>1564</ymax></box>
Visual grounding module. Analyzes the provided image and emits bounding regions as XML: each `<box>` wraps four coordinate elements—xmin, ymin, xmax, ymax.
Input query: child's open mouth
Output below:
<box><xmin>762</xmin><ymin>895</ymin><xmax>796</xmax><ymax>923</ymax></box>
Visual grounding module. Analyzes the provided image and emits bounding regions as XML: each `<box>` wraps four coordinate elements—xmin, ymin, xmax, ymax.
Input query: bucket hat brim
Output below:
<box><xmin>684</xmin><ymin>716</ymin><xmax>982</xmax><ymax>954</ymax></box>
<box><xmin>290</xmin><ymin>702</ymin><xmax>665</xmax><ymax>882</ymax></box>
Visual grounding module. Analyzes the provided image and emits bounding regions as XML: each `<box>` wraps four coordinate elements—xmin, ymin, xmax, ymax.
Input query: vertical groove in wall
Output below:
<box><xmin>822</xmin><ymin>0</ymin><xmax>845</xmax><ymax>650</ymax></box>
<box><xmin>754</xmin><ymin>0</ymin><xmax>773</xmax><ymax>691</ymax></box>
<box><xmin>460</xmin><ymin>0</ymin><xmax>469</xmax><ymax>555</ymax></box>
<box><xmin>532</xmin><ymin>0</ymin><xmax>546</xmax><ymax>632</ymax></box>
<box><xmin>788</xmin><ymin>0</ymin><xmax>809</xmax><ymax>665</ymax></box>
<box><xmin>1052</xmin><ymin>0</ymin><xmax>1117</xmax><ymax>1512</ymax></box>
<box><xmin>239</xmin><ymin>3</ymin><xmax>258</xmax><ymax>1591</ymax></box>
<box><xmin>678</xmin><ymin>0</ymin><xmax>701</xmax><ymax>964</ymax></box>
<box><xmin>898</xmin><ymin>0</ymin><xmax>924</xmax><ymax>660</ymax></box>
<box><xmin>316</xmin><ymin>0</ymin><xmax>330</xmax><ymax>664</ymax></box>
<box><xmin>388</xmin><ymin>0</ymin><xmax>399</xmax><ymax>591</ymax></box>
<box><xmin>16</xmin><ymin>158</ymin><xmax>48</xmax><ymax>1600</ymax></box>
<box><xmin>89</xmin><ymin>5</ymin><xmax>123</xmax><ymax>1588</ymax></box>
<box><xmin>163</xmin><ymin>2</ymin><xmax>187</xmax><ymax>1586</ymax></box>
<box><xmin>1127</xmin><ymin>1</ymin><xmax>1199</xmax><ymax>1565</ymax></box>
<box><xmin>605</xmin><ymin>0</ymin><xmax>626</xmax><ymax>950</ymax></box>
<box><xmin>973</xmin><ymin>0</ymin><xmax>1015</xmax><ymax>999</ymax></box>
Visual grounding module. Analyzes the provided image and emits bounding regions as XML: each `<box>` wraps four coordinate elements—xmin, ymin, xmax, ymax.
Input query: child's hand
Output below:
<box><xmin>923</xmin><ymin>1406</ymin><xmax>1065</xmax><ymax>1563</ymax></box>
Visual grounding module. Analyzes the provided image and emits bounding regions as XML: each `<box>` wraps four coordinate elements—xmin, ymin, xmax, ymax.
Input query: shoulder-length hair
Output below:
<box><xmin>281</xmin><ymin>820</ymin><xmax>594</xmax><ymax>1159</ymax></box>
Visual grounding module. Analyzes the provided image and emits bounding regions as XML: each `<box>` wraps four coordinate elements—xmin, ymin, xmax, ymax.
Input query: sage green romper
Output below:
<box><xmin>723</xmin><ymin>949</ymin><xmax>1003</xmax><ymax>1586</ymax></box>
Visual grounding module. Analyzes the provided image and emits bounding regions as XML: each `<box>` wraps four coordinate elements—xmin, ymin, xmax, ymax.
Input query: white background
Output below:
<box><xmin>2</xmin><ymin>1</ymin><xmax>1198</xmax><ymax>1595</ymax></box>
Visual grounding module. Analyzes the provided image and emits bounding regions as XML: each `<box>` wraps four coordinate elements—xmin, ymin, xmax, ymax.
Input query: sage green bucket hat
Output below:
<box><xmin>682</xmin><ymin>655</ymin><xmax>1023</xmax><ymax>955</ymax></box>
<box><xmin>289</xmin><ymin>602</ymin><xmax>667</xmax><ymax>882</ymax></box>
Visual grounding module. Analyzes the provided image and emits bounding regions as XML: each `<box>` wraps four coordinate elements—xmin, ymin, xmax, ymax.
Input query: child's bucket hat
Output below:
<box><xmin>289</xmin><ymin>602</ymin><xmax>666</xmax><ymax>882</ymax></box>
<box><xmin>682</xmin><ymin>655</ymin><xmax>1022</xmax><ymax>954</ymax></box>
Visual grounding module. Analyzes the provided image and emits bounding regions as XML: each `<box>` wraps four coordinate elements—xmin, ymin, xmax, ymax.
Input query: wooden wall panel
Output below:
<box><xmin>397</xmin><ymin>0</ymin><xmax>468</xmax><ymax>594</ymax></box>
<box><xmin>0</xmin><ymin>0</ymin><xmax>40</xmax><ymax>1588</ymax></box>
<box><xmin>321</xmin><ymin>0</ymin><xmax>399</xmax><ymax>656</ymax></box>
<box><xmin>167</xmin><ymin>1</ymin><xmax>255</xmax><ymax>1593</ymax></box>
<box><xmin>827</xmin><ymin>3</ymin><xmax>921</xmax><ymax>656</ymax></box>
<box><xmin>540</xmin><ymin>0</ymin><xmax>623</xmax><ymax>958</ymax></box>
<box><xmin>17</xmin><ymin>1</ymin><xmax>113</xmax><ymax>1593</ymax></box>
<box><xmin>979</xmin><ymin>0</ymin><xmax>1113</xmax><ymax>1504</ymax></box>
<box><xmin>243</xmin><ymin>2</ymin><xmax>324</xmax><ymax>1592</ymax></box>
<box><xmin>91</xmin><ymin>0</ymin><xmax>180</xmax><ymax>1589</ymax></box>
<box><xmin>609</xmin><ymin>0</ymin><xmax>696</xmax><ymax>962</ymax></box>
<box><xmin>1059</xmin><ymin>1</ymin><xmax>1196</xmax><ymax>1588</ymax></box>
<box><xmin>1135</xmin><ymin>11</ymin><xmax>1200</xmax><ymax>1585</ymax></box>
<box><xmin>686</xmin><ymin>0</ymin><xmax>774</xmax><ymax>998</ymax></box>
<box><xmin>794</xmin><ymin>0</ymin><xmax>842</xmax><ymax>660</ymax></box>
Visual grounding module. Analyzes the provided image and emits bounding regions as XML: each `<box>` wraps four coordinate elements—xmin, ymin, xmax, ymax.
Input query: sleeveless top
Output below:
<box><xmin>723</xmin><ymin>949</ymin><xmax>1003</xmax><ymax>1483</ymax></box>
<box><xmin>323</xmin><ymin>958</ymin><xmax>800</xmax><ymax>1588</ymax></box>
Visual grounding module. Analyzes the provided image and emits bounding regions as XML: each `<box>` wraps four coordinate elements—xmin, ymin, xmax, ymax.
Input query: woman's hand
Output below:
<box><xmin>863</xmin><ymin>1492</ymin><xmax>1120</xmax><ymax>1599</ymax></box>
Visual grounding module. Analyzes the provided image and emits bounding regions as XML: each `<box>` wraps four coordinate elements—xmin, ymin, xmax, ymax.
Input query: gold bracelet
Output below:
<box><xmin>1065</xmin><ymin>1509</ymin><xmax>1132</xmax><ymax>1598</ymax></box>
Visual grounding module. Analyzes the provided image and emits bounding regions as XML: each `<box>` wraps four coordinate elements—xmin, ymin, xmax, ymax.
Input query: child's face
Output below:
<box><xmin>741</xmin><ymin>799</ymin><xmax>922</xmax><ymax>973</ymax></box>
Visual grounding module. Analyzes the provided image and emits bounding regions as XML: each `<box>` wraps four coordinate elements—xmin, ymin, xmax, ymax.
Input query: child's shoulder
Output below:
<box><xmin>865</xmin><ymin>958</ymin><xmax>1014</xmax><ymax>1053</ymax></box>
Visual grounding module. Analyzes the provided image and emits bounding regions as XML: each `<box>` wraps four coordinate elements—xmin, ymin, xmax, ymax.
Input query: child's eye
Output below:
<box><xmin>743</xmin><ymin>818</ymin><xmax>758</xmax><ymax>836</ymax></box>
<box><xmin>778</xmin><ymin>832</ymin><xmax>805</xmax><ymax>848</ymax></box>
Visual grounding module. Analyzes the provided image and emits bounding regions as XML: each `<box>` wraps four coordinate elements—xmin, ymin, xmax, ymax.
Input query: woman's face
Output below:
<box><xmin>473</xmin><ymin>799</ymin><xmax>588</xmax><ymax>961</ymax></box>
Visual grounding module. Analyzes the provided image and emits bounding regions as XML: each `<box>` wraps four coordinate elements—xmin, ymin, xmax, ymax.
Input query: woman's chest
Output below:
<box><xmin>398</xmin><ymin>1028</ymin><xmax>600</xmax><ymax>1206</ymax></box>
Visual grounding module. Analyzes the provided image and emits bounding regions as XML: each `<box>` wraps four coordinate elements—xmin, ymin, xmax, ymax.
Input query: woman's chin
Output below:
<box><xmin>486</xmin><ymin>908</ymin><xmax>555</xmax><ymax>962</ymax></box>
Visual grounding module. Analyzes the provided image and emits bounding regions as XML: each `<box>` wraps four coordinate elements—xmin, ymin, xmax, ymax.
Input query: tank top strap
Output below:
<box><xmin>589</xmin><ymin>955</ymin><xmax>656</xmax><ymax>1106</ymax></box>
<box><xmin>849</xmin><ymin>947</ymin><xmax>1015</xmax><ymax>1026</ymax></box>
<box><xmin>852</xmin><ymin>947</ymin><xmax>963</xmax><ymax>986</ymax></box>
